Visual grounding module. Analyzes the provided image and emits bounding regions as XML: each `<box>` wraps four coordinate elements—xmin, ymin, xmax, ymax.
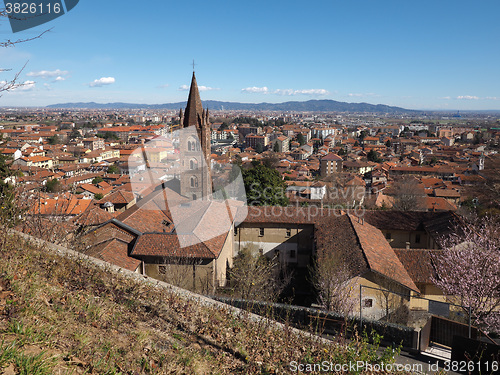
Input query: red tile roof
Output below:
<box><xmin>99</xmin><ymin>190</ymin><xmax>135</xmax><ymax>205</ymax></box>
<box><xmin>86</xmin><ymin>238</ymin><xmax>141</xmax><ymax>271</ymax></box>
<box><xmin>131</xmin><ymin>232</ymin><xmax>227</xmax><ymax>259</ymax></box>
<box><xmin>321</xmin><ymin>153</ymin><xmax>343</xmax><ymax>161</ymax></box>
<box><xmin>424</xmin><ymin>196</ymin><xmax>457</xmax><ymax>211</ymax></box>
<box><xmin>240</xmin><ymin>205</ymin><xmax>341</xmax><ymax>225</ymax></box>
<box><xmin>315</xmin><ymin>214</ymin><xmax>419</xmax><ymax>292</ymax></box>
<box><xmin>73</xmin><ymin>205</ymin><xmax>114</xmax><ymax>227</ymax></box>
<box><xmin>79</xmin><ymin>183</ymin><xmax>114</xmax><ymax>196</ymax></box>
<box><xmin>433</xmin><ymin>188</ymin><xmax>461</xmax><ymax>198</ymax></box>
<box><xmin>30</xmin><ymin>197</ymin><xmax>93</xmax><ymax>216</ymax></box>
<box><xmin>393</xmin><ymin>248</ymin><xmax>438</xmax><ymax>284</ymax></box>
<box><xmin>348</xmin><ymin>214</ymin><xmax>418</xmax><ymax>292</ymax></box>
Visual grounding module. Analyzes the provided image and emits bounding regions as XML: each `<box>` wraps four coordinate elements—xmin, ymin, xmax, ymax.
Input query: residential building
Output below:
<box><xmin>320</xmin><ymin>153</ymin><xmax>343</xmax><ymax>177</ymax></box>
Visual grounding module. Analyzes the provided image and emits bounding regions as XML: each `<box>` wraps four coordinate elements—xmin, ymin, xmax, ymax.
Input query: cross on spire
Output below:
<box><xmin>192</xmin><ymin>59</ymin><xmax>196</xmax><ymax>72</ymax></box>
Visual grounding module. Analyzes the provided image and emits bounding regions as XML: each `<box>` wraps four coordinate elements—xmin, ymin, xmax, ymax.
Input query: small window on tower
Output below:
<box><xmin>415</xmin><ymin>234</ymin><xmax>421</xmax><ymax>244</ymax></box>
<box><xmin>286</xmin><ymin>228</ymin><xmax>291</xmax><ymax>237</ymax></box>
<box><xmin>158</xmin><ymin>265</ymin><xmax>167</xmax><ymax>275</ymax></box>
<box><xmin>259</xmin><ymin>228</ymin><xmax>265</xmax><ymax>236</ymax></box>
<box><xmin>364</xmin><ymin>298</ymin><xmax>373</xmax><ymax>308</ymax></box>
<box><xmin>190</xmin><ymin>176</ymin><xmax>198</xmax><ymax>188</ymax></box>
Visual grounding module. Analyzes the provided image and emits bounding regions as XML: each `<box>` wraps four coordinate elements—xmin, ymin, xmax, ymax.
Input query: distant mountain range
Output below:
<box><xmin>47</xmin><ymin>99</ymin><xmax>420</xmax><ymax>114</ymax></box>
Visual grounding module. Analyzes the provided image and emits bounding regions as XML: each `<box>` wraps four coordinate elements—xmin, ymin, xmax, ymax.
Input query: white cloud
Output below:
<box><xmin>241</xmin><ymin>86</ymin><xmax>269</xmax><ymax>94</ymax></box>
<box><xmin>457</xmin><ymin>95</ymin><xmax>479</xmax><ymax>100</ymax></box>
<box><xmin>178</xmin><ymin>84</ymin><xmax>218</xmax><ymax>91</ymax></box>
<box><xmin>27</xmin><ymin>69</ymin><xmax>69</xmax><ymax>79</ymax></box>
<box><xmin>273</xmin><ymin>88</ymin><xmax>329</xmax><ymax>96</ymax></box>
<box><xmin>486</xmin><ymin>96</ymin><xmax>499</xmax><ymax>100</ymax></box>
<box><xmin>157</xmin><ymin>83</ymin><xmax>169</xmax><ymax>88</ymax></box>
<box><xmin>89</xmin><ymin>77</ymin><xmax>115</xmax><ymax>87</ymax></box>
<box><xmin>348</xmin><ymin>92</ymin><xmax>379</xmax><ymax>98</ymax></box>
<box><xmin>54</xmin><ymin>76</ymin><xmax>65</xmax><ymax>82</ymax></box>
<box><xmin>440</xmin><ymin>96</ymin><xmax>451</xmax><ymax>100</ymax></box>
<box><xmin>198</xmin><ymin>85</ymin><xmax>218</xmax><ymax>91</ymax></box>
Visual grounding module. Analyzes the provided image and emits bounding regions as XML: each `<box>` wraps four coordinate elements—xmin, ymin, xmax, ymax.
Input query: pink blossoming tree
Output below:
<box><xmin>431</xmin><ymin>216</ymin><xmax>500</xmax><ymax>333</ymax></box>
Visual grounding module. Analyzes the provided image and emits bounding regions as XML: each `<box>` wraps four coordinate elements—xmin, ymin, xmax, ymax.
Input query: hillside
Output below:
<box><xmin>0</xmin><ymin>231</ymin><xmax>403</xmax><ymax>374</ymax></box>
<box><xmin>46</xmin><ymin>99</ymin><xmax>418</xmax><ymax>114</ymax></box>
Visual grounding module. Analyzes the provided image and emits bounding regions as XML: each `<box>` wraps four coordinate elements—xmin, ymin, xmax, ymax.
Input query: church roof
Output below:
<box><xmin>183</xmin><ymin>72</ymin><xmax>204</xmax><ymax>128</ymax></box>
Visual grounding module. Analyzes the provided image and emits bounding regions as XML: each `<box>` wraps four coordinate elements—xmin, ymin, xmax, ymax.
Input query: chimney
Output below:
<box><xmin>406</xmin><ymin>242</ymin><xmax>410</xmax><ymax>249</ymax></box>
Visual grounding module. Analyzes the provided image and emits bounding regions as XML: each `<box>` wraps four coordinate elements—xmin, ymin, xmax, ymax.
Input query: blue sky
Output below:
<box><xmin>1</xmin><ymin>0</ymin><xmax>499</xmax><ymax>110</ymax></box>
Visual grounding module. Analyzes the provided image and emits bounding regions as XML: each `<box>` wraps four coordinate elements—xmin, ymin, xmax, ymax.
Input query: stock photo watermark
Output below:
<box><xmin>128</xmin><ymin>126</ymin><xmax>367</xmax><ymax>248</ymax></box>
<box><xmin>3</xmin><ymin>0</ymin><xmax>79</xmax><ymax>33</ymax></box>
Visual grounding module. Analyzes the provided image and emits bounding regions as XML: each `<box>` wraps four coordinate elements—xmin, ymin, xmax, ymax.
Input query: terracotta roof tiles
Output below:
<box><xmin>131</xmin><ymin>232</ymin><xmax>226</xmax><ymax>259</ymax></box>
<box><xmin>86</xmin><ymin>238</ymin><xmax>141</xmax><ymax>272</ymax></box>
<box><xmin>73</xmin><ymin>205</ymin><xmax>114</xmax><ymax>227</ymax></box>
<box><xmin>348</xmin><ymin>214</ymin><xmax>418</xmax><ymax>292</ymax></box>
<box><xmin>393</xmin><ymin>248</ymin><xmax>438</xmax><ymax>284</ymax></box>
<box><xmin>99</xmin><ymin>190</ymin><xmax>135</xmax><ymax>205</ymax></box>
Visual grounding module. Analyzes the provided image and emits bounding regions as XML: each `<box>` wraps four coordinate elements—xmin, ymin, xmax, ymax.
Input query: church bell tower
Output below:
<box><xmin>179</xmin><ymin>72</ymin><xmax>212</xmax><ymax>200</ymax></box>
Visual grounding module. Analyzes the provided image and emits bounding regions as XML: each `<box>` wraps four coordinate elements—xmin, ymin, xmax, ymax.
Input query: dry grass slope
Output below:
<box><xmin>0</xmin><ymin>231</ymin><xmax>407</xmax><ymax>374</ymax></box>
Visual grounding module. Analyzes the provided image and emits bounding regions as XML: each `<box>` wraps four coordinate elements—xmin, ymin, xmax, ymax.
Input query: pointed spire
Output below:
<box><xmin>183</xmin><ymin>72</ymin><xmax>204</xmax><ymax>128</ymax></box>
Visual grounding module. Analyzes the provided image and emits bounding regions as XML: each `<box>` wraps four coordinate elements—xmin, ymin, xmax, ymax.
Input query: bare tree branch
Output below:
<box><xmin>310</xmin><ymin>251</ymin><xmax>356</xmax><ymax>316</ymax></box>
<box><xmin>0</xmin><ymin>61</ymin><xmax>29</xmax><ymax>95</ymax></box>
<box><xmin>1</xmin><ymin>9</ymin><xmax>52</xmax><ymax>94</ymax></box>
<box><xmin>0</xmin><ymin>28</ymin><xmax>52</xmax><ymax>48</ymax></box>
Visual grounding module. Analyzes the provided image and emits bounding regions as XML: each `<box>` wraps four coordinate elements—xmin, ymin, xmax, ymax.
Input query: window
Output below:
<box><xmin>259</xmin><ymin>228</ymin><xmax>265</xmax><ymax>236</ymax></box>
<box><xmin>189</xmin><ymin>159</ymin><xmax>198</xmax><ymax>170</ymax></box>
<box><xmin>158</xmin><ymin>265</ymin><xmax>167</xmax><ymax>275</ymax></box>
<box><xmin>190</xmin><ymin>176</ymin><xmax>198</xmax><ymax>188</ymax></box>
<box><xmin>187</xmin><ymin>138</ymin><xmax>197</xmax><ymax>152</ymax></box>
<box><xmin>234</xmin><ymin>227</ymin><xmax>238</xmax><ymax>236</ymax></box>
<box><xmin>286</xmin><ymin>228</ymin><xmax>291</xmax><ymax>237</ymax></box>
<box><xmin>363</xmin><ymin>298</ymin><xmax>373</xmax><ymax>308</ymax></box>
<box><xmin>289</xmin><ymin>250</ymin><xmax>296</xmax><ymax>259</ymax></box>
<box><xmin>415</xmin><ymin>234</ymin><xmax>421</xmax><ymax>244</ymax></box>
<box><xmin>385</xmin><ymin>232</ymin><xmax>391</xmax><ymax>240</ymax></box>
